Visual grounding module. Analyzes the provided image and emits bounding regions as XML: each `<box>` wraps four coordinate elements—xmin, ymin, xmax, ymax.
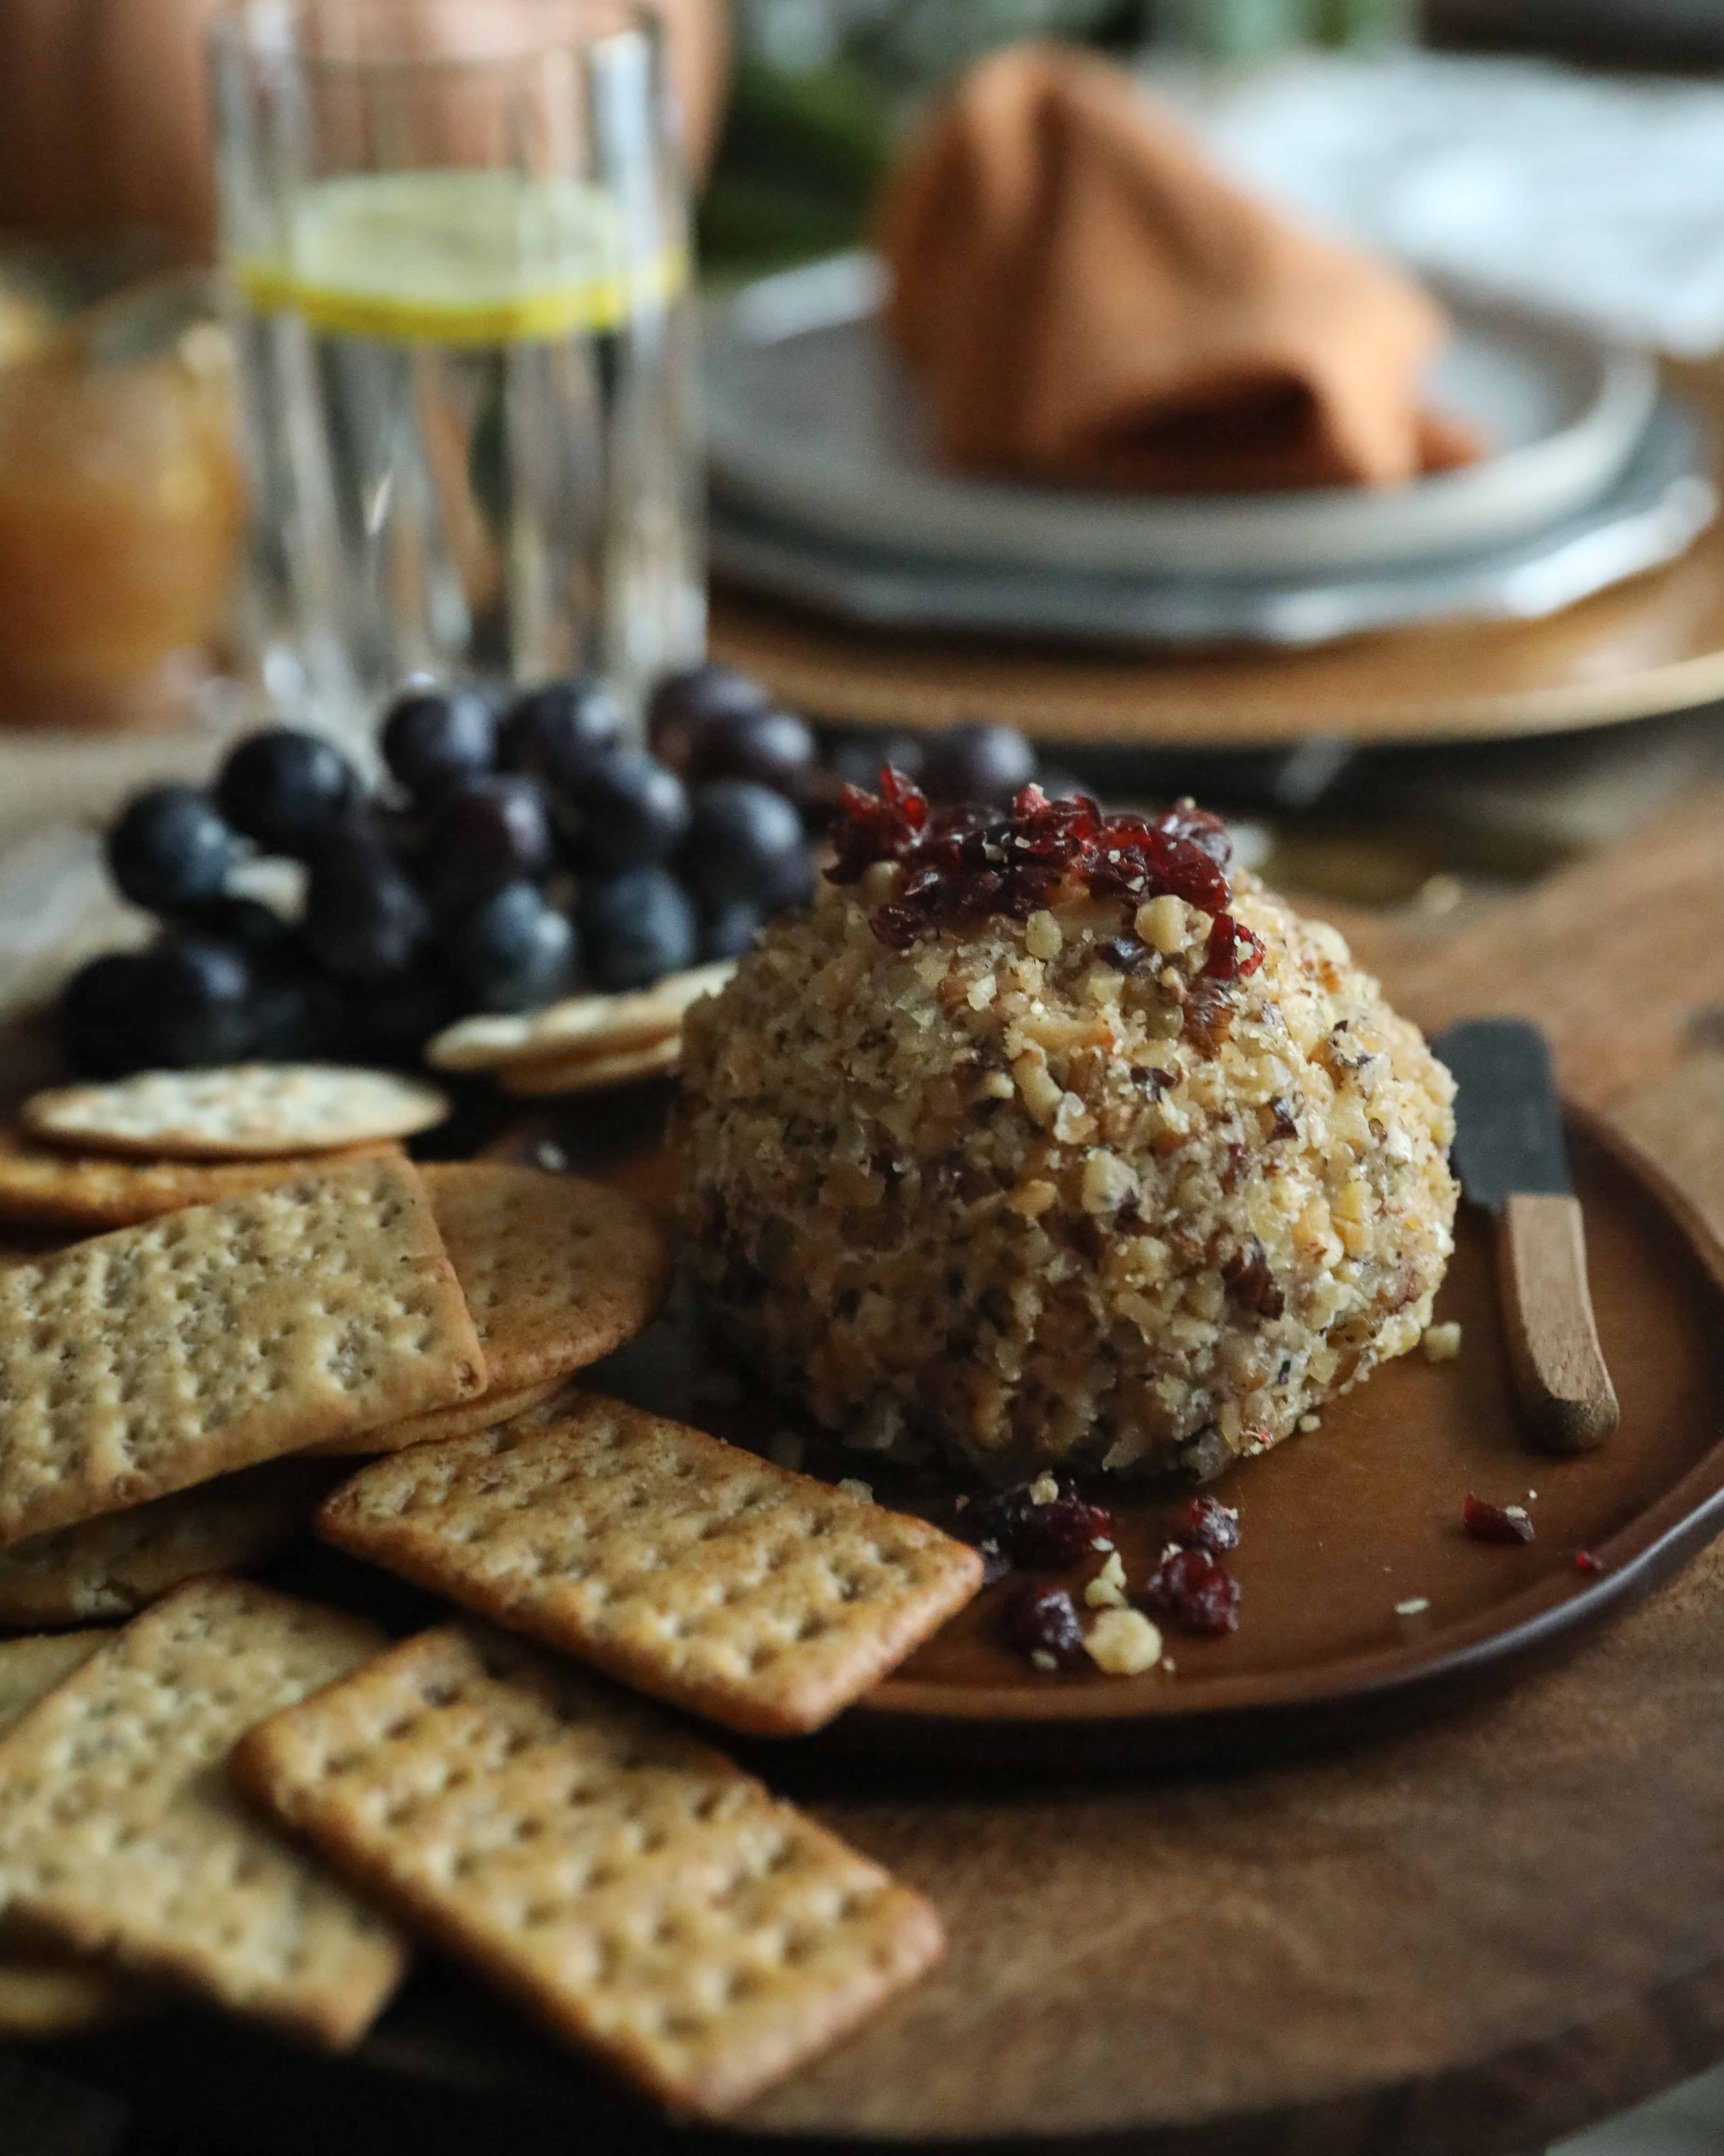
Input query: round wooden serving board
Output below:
<box><xmin>709</xmin><ymin>361</ymin><xmax>1724</xmax><ymax>752</ymax></box>
<box><xmin>181</xmin><ymin>1090</ymin><xmax>1724</xmax><ymax>2156</ymax></box>
<box><xmin>493</xmin><ymin>1105</ymin><xmax>1724</xmax><ymax>1774</ymax></box>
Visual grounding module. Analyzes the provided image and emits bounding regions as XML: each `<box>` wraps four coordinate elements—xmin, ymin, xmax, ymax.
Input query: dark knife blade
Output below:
<box><xmin>1431</xmin><ymin>1019</ymin><xmax>1572</xmax><ymax>1212</ymax></box>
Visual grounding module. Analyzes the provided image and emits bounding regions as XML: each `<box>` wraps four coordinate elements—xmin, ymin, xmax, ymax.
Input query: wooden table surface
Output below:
<box><xmin>5</xmin><ymin>736</ymin><xmax>1724</xmax><ymax>2156</ymax></box>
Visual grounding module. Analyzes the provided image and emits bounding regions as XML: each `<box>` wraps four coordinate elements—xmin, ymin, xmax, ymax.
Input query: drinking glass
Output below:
<box><xmin>208</xmin><ymin>0</ymin><xmax>704</xmax><ymax>747</ymax></box>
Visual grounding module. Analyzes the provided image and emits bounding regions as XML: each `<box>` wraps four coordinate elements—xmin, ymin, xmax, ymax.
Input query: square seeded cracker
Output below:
<box><xmin>0</xmin><ymin>1627</ymin><xmax>157</xmax><ymax>2038</ymax></box>
<box><xmin>311</xmin><ymin>1162</ymin><xmax>670</xmax><ymax>1458</ymax></box>
<box><xmin>316</xmin><ymin>1397</ymin><xmax>983</xmax><ymax>1737</ymax></box>
<box><xmin>0</xmin><ymin>1158</ymin><xmax>485</xmax><ymax>1548</ymax></box>
<box><xmin>232</xmin><ymin>1623</ymin><xmax>944</xmax><ymax>2118</ymax></box>
<box><xmin>0</xmin><ymin>1628</ymin><xmax>113</xmax><ymax>1737</ymax></box>
<box><xmin>0</xmin><ymin>1457</ymin><xmax>338</xmax><ymax>1625</ymax></box>
<box><xmin>0</xmin><ymin>1578</ymin><xmax>408</xmax><ymax>2046</ymax></box>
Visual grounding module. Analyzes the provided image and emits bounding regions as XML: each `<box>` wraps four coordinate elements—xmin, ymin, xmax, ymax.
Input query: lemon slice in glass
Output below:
<box><xmin>235</xmin><ymin>169</ymin><xmax>684</xmax><ymax>344</ymax></box>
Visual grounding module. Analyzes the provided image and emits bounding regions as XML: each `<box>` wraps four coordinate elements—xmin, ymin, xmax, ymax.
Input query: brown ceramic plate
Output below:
<box><xmin>489</xmin><ymin>1104</ymin><xmax>1724</xmax><ymax>1768</ymax></box>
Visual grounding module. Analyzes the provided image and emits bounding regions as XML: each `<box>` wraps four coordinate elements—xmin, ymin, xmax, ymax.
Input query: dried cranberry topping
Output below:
<box><xmin>829</xmin><ymin>773</ymin><xmax>1237</xmax><ymax>952</ymax></box>
<box><xmin>1222</xmin><ymin>1236</ymin><xmax>1284</xmax><ymax>1318</ymax></box>
<box><xmin>1573</xmin><ymin>1548</ymin><xmax>1608</xmax><ymax>1576</ymax></box>
<box><xmin>1202</xmin><ymin>911</ymin><xmax>1265</xmax><ymax>982</ymax></box>
<box><xmin>1000</xmin><ymin>1582</ymin><xmax>1087</xmax><ymax>1668</ymax></box>
<box><xmin>1178</xmin><ymin>1494</ymin><xmax>1241</xmax><ymax>1556</ymax></box>
<box><xmin>1462</xmin><ymin>1493</ymin><xmax>1536</xmax><ymax>1545</ymax></box>
<box><xmin>826</xmin><ymin>764</ymin><xmax>927</xmax><ymax>884</ymax></box>
<box><xmin>968</xmin><ymin>1477</ymin><xmax>1116</xmax><ymax>1568</ymax></box>
<box><xmin>1143</xmin><ymin>1546</ymin><xmax>1241</xmax><ymax>1635</ymax></box>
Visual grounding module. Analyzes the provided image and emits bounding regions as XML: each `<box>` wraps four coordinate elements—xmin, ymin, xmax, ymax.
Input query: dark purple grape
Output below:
<box><xmin>498</xmin><ymin>677</ymin><xmax>624</xmax><ymax>787</ymax></box>
<box><xmin>328</xmin><ymin>969</ymin><xmax>459</xmax><ymax>1066</ymax></box>
<box><xmin>59</xmin><ymin>952</ymin><xmax>163</xmax><ymax>1076</ymax></box>
<box><xmin>581</xmin><ymin>866</ymin><xmax>698</xmax><ymax>990</ymax></box>
<box><xmin>172</xmin><ymin>896</ymin><xmax>321</xmax><ymax>1053</ymax></box>
<box><xmin>245</xmin><ymin>970</ymin><xmax>337</xmax><ymax>1061</ymax></box>
<box><xmin>701</xmin><ymin>899</ymin><xmax>766</xmax><ymax>962</ymax></box>
<box><xmin>106</xmin><ymin>786</ymin><xmax>235</xmax><ymax>912</ymax></box>
<box><xmin>920</xmin><ymin>720</ymin><xmax>1037</xmax><ymax>808</ymax></box>
<box><xmin>171</xmin><ymin>893</ymin><xmax>299</xmax><ymax>963</ymax></box>
<box><xmin>447</xmin><ymin>881</ymin><xmax>579</xmax><ymax>1013</ymax></box>
<box><xmin>684</xmin><ymin>781</ymin><xmax>811</xmax><ymax>913</ymax></box>
<box><xmin>567</xmin><ymin>750</ymin><xmax>690</xmax><ymax>873</ymax></box>
<box><xmin>215</xmin><ymin>729</ymin><xmax>361</xmax><ymax>857</ymax></box>
<box><xmin>689</xmin><ymin>707</ymin><xmax>816</xmax><ymax>799</ymax></box>
<box><xmin>148</xmin><ymin>936</ymin><xmax>261</xmax><ymax>1067</ymax></box>
<box><xmin>424</xmin><ymin>776</ymin><xmax>555</xmax><ymax>911</ymax></box>
<box><xmin>647</xmin><ymin>662</ymin><xmax>769</xmax><ymax>772</ymax></box>
<box><xmin>303</xmin><ymin>831</ymin><xmax>432</xmax><ymax>983</ymax></box>
<box><xmin>62</xmin><ymin>936</ymin><xmax>258</xmax><ymax>1073</ymax></box>
<box><xmin>381</xmin><ymin>687</ymin><xmax>496</xmax><ymax>801</ymax></box>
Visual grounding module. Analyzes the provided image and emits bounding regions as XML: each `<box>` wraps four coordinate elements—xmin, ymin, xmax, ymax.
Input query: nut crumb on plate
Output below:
<box><xmin>1084</xmin><ymin>1608</ymin><xmax>1164</xmax><ymax>1675</ymax></box>
<box><xmin>1422</xmin><ymin>1320</ymin><xmax>1463</xmax><ymax>1362</ymax></box>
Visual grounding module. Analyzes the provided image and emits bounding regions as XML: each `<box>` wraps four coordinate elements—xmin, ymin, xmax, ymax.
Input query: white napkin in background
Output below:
<box><xmin>1158</xmin><ymin>49</ymin><xmax>1724</xmax><ymax>357</ymax></box>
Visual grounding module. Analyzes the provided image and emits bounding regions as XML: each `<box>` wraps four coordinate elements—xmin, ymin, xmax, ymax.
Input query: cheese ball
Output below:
<box><xmin>674</xmin><ymin>828</ymin><xmax>1456</xmax><ymax>1485</ymax></box>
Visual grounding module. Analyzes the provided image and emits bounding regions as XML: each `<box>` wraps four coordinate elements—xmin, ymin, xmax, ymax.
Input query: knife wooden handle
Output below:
<box><xmin>1496</xmin><ymin>1192</ymin><xmax>1620</xmax><ymax>1453</ymax></box>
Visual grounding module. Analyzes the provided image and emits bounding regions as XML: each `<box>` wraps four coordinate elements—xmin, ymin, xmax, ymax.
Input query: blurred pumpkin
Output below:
<box><xmin>0</xmin><ymin>0</ymin><xmax>731</xmax><ymax>260</ymax></box>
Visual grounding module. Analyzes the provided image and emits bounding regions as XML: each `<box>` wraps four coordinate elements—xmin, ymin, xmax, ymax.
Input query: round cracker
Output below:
<box><xmin>23</xmin><ymin>1064</ymin><xmax>449</xmax><ymax>1160</ymax></box>
<box><xmin>411</xmin><ymin>1164</ymin><xmax>669</xmax><ymax>1395</ymax></box>
<box><xmin>499</xmin><ymin>1034</ymin><xmax>682</xmax><ymax>1097</ymax></box>
<box><xmin>312</xmin><ymin>1374</ymin><xmax>567</xmax><ymax>1457</ymax></box>
<box><xmin>427</xmin><ymin>961</ymin><xmax>734</xmax><ymax>1074</ymax></box>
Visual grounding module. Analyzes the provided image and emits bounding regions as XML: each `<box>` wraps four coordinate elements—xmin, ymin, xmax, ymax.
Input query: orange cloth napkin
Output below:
<box><xmin>876</xmin><ymin>45</ymin><xmax>1481</xmax><ymax>494</ymax></box>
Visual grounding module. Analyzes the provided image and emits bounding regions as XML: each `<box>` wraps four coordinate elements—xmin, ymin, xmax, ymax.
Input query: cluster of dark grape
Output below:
<box><xmin>59</xmin><ymin>660</ymin><xmax>1071</xmax><ymax>1079</ymax></box>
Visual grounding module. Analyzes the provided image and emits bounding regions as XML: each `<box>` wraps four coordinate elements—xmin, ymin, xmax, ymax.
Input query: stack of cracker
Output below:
<box><xmin>0</xmin><ymin>1059</ymin><xmax>980</xmax><ymax>2115</ymax></box>
<box><xmin>426</xmin><ymin>960</ymin><xmax>734</xmax><ymax>1097</ymax></box>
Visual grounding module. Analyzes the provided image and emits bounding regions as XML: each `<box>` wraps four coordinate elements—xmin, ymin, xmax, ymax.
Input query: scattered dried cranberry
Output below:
<box><xmin>1463</xmin><ymin>1493</ymin><xmax>1536</xmax><ymax>1545</ymax></box>
<box><xmin>1179</xmin><ymin>1494</ymin><xmax>1241</xmax><ymax>1555</ymax></box>
<box><xmin>1202</xmin><ymin>911</ymin><xmax>1265</xmax><ymax>982</ymax></box>
<box><xmin>828</xmin><ymin>774</ymin><xmax>1238</xmax><ymax>953</ymax></box>
<box><xmin>1000</xmin><ymin>1582</ymin><xmax>1087</xmax><ymax>1669</ymax></box>
<box><xmin>1143</xmin><ymin>1546</ymin><xmax>1241</xmax><ymax>1635</ymax></box>
<box><xmin>968</xmin><ymin>1477</ymin><xmax>1116</xmax><ymax>1568</ymax></box>
<box><xmin>1573</xmin><ymin>1549</ymin><xmax>1608</xmax><ymax>1576</ymax></box>
<box><xmin>1222</xmin><ymin>1236</ymin><xmax>1284</xmax><ymax>1318</ymax></box>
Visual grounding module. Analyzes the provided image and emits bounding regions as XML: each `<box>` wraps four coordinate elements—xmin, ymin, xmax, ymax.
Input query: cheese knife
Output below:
<box><xmin>1432</xmin><ymin>1017</ymin><xmax>1619</xmax><ymax>1453</ymax></box>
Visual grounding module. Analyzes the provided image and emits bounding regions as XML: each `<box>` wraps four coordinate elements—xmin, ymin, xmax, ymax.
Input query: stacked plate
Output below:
<box><xmin>704</xmin><ymin>252</ymin><xmax>1716</xmax><ymax>649</ymax></box>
